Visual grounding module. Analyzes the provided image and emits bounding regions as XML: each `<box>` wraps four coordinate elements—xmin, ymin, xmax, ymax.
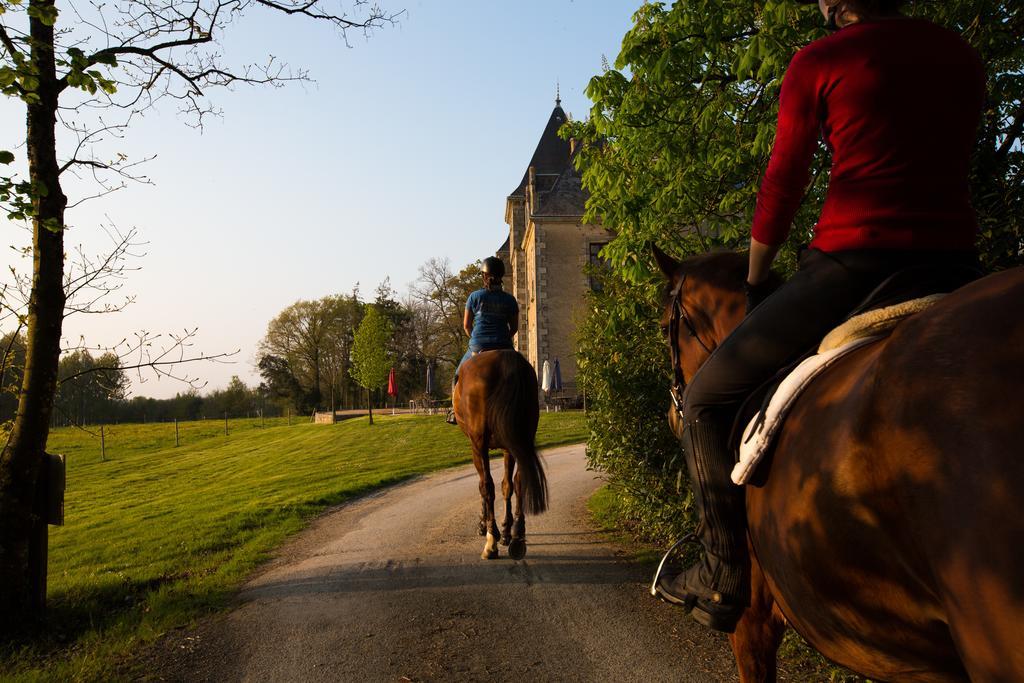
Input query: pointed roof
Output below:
<box><xmin>533</xmin><ymin>146</ymin><xmax>587</xmax><ymax>217</ymax></box>
<box><xmin>508</xmin><ymin>104</ymin><xmax>571</xmax><ymax>197</ymax></box>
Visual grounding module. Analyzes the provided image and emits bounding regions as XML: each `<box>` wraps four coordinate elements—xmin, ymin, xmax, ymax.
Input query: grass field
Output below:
<box><xmin>2</xmin><ymin>411</ymin><xmax>587</xmax><ymax>682</ymax></box>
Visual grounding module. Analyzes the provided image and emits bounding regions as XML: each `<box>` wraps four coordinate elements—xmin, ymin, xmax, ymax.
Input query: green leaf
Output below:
<box><xmin>26</xmin><ymin>3</ymin><xmax>58</xmax><ymax>26</ymax></box>
<box><xmin>0</xmin><ymin>68</ymin><xmax>18</xmax><ymax>88</ymax></box>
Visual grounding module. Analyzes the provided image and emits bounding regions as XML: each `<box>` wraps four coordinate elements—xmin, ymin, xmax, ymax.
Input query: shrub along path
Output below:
<box><xmin>3</xmin><ymin>413</ymin><xmax>587</xmax><ymax>681</ymax></box>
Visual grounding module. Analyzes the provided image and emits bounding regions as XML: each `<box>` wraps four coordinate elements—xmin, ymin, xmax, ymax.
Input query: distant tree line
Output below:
<box><xmin>257</xmin><ymin>258</ymin><xmax>483</xmax><ymax>414</ymax></box>
<box><xmin>0</xmin><ymin>331</ymin><xmax>275</xmax><ymax>426</ymax></box>
<box><xmin>0</xmin><ymin>257</ymin><xmax>488</xmax><ymax>426</ymax></box>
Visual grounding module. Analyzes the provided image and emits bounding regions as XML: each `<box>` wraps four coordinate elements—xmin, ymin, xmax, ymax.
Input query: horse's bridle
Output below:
<box><xmin>667</xmin><ymin>273</ymin><xmax>714</xmax><ymax>418</ymax></box>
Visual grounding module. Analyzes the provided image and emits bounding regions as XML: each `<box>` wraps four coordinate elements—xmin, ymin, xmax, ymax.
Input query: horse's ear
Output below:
<box><xmin>652</xmin><ymin>244</ymin><xmax>680</xmax><ymax>281</ymax></box>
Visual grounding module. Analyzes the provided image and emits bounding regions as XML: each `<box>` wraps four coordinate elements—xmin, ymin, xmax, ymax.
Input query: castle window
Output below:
<box><xmin>588</xmin><ymin>241</ymin><xmax>609</xmax><ymax>292</ymax></box>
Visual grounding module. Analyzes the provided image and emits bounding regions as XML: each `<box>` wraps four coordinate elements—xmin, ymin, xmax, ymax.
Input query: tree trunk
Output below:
<box><xmin>367</xmin><ymin>387</ymin><xmax>373</xmax><ymax>425</ymax></box>
<box><xmin>0</xmin><ymin>1</ymin><xmax>67</xmax><ymax>618</ymax></box>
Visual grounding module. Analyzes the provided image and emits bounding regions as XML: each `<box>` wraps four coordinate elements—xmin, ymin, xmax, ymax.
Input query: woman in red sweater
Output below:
<box><xmin>654</xmin><ymin>0</ymin><xmax>985</xmax><ymax>632</ymax></box>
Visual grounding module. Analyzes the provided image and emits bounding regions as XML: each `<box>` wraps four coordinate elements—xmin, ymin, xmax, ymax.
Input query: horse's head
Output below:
<box><xmin>653</xmin><ymin>245</ymin><xmax>750</xmax><ymax>431</ymax></box>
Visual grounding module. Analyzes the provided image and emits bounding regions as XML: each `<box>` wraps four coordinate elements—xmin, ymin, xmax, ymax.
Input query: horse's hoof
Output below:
<box><xmin>500</xmin><ymin>534</ymin><xmax>512</xmax><ymax>546</ymax></box>
<box><xmin>508</xmin><ymin>539</ymin><xmax>527</xmax><ymax>560</ymax></box>
<box><xmin>481</xmin><ymin>548</ymin><xmax>499</xmax><ymax>560</ymax></box>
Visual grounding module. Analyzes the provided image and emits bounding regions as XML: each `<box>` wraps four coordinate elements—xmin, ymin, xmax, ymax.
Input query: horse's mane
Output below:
<box><xmin>678</xmin><ymin>251</ymin><xmax>749</xmax><ymax>291</ymax></box>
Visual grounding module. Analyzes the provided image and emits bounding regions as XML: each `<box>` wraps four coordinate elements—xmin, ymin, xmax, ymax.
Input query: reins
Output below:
<box><xmin>667</xmin><ymin>273</ymin><xmax>714</xmax><ymax>417</ymax></box>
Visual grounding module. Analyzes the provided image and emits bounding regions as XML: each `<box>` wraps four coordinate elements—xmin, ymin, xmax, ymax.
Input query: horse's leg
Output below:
<box><xmin>500</xmin><ymin>450</ymin><xmax>515</xmax><ymax>546</ymax></box>
<box><xmin>507</xmin><ymin>465</ymin><xmax>527</xmax><ymax>560</ymax></box>
<box><xmin>473</xmin><ymin>436</ymin><xmax>500</xmax><ymax>560</ymax></box>
<box><xmin>475</xmin><ymin>442</ymin><xmax>488</xmax><ymax>537</ymax></box>
<box><xmin>729</xmin><ymin>550</ymin><xmax>787</xmax><ymax>683</ymax></box>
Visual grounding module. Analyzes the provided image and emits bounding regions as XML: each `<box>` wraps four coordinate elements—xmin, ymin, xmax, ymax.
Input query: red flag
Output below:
<box><xmin>387</xmin><ymin>367</ymin><xmax>397</xmax><ymax>397</ymax></box>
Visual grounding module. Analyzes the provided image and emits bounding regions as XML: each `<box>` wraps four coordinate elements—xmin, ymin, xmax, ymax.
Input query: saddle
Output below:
<box><xmin>728</xmin><ymin>264</ymin><xmax>980</xmax><ymax>486</ymax></box>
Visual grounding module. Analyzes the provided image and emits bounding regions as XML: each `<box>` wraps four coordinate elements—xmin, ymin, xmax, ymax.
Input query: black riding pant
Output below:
<box><xmin>682</xmin><ymin>248</ymin><xmax>978</xmax><ymax>428</ymax></box>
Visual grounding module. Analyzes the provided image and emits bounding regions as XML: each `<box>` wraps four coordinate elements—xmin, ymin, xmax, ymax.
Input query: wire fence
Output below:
<box><xmin>47</xmin><ymin>411</ymin><xmax>305</xmax><ymax>463</ymax></box>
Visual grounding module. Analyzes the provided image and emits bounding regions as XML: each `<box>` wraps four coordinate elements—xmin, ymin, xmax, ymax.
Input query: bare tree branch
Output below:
<box><xmin>0</xmin><ymin>21</ymin><xmax>23</xmax><ymax>64</ymax></box>
<box><xmin>995</xmin><ymin>100</ymin><xmax>1024</xmax><ymax>161</ymax></box>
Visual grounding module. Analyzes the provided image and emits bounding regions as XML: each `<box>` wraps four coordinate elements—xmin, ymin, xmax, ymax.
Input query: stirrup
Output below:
<box><xmin>649</xmin><ymin>532</ymin><xmax>699</xmax><ymax>597</ymax></box>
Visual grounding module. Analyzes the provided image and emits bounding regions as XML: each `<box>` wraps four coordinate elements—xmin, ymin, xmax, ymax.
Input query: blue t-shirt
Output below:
<box><xmin>466</xmin><ymin>288</ymin><xmax>518</xmax><ymax>347</ymax></box>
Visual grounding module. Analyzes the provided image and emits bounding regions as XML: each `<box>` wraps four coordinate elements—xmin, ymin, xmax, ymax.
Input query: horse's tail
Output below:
<box><xmin>487</xmin><ymin>351</ymin><xmax>547</xmax><ymax>515</ymax></box>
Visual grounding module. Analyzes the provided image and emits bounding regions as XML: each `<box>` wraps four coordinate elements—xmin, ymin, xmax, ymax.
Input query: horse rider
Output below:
<box><xmin>654</xmin><ymin>0</ymin><xmax>985</xmax><ymax>632</ymax></box>
<box><xmin>446</xmin><ymin>256</ymin><xmax>520</xmax><ymax>424</ymax></box>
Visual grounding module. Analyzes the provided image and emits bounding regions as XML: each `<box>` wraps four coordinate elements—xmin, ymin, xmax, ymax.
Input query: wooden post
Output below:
<box><xmin>29</xmin><ymin>453</ymin><xmax>66</xmax><ymax>611</ymax></box>
<box><xmin>224</xmin><ymin>412</ymin><xmax>229</xmax><ymax>436</ymax></box>
<box><xmin>174</xmin><ymin>419</ymin><xmax>179</xmax><ymax>447</ymax></box>
<box><xmin>100</xmin><ymin>425</ymin><xmax>106</xmax><ymax>462</ymax></box>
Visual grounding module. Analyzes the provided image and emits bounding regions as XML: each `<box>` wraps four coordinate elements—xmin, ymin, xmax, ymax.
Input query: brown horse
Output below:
<box><xmin>655</xmin><ymin>249</ymin><xmax>1024</xmax><ymax>683</ymax></box>
<box><xmin>453</xmin><ymin>348</ymin><xmax>548</xmax><ymax>561</ymax></box>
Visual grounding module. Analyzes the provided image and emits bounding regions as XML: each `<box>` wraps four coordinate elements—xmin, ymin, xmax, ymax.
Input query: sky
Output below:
<box><xmin>0</xmin><ymin>0</ymin><xmax>641</xmax><ymax>399</ymax></box>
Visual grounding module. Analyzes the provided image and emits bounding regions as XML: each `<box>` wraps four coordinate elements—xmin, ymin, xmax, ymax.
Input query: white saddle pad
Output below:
<box><xmin>731</xmin><ymin>293</ymin><xmax>946</xmax><ymax>486</ymax></box>
<box><xmin>732</xmin><ymin>335</ymin><xmax>880</xmax><ymax>485</ymax></box>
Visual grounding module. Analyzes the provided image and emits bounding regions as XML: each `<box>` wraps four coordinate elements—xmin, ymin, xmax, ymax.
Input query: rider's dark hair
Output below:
<box><xmin>484</xmin><ymin>274</ymin><xmax>503</xmax><ymax>291</ymax></box>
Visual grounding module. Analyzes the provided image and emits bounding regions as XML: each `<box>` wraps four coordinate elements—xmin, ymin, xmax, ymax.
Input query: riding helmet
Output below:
<box><xmin>482</xmin><ymin>256</ymin><xmax>506</xmax><ymax>279</ymax></box>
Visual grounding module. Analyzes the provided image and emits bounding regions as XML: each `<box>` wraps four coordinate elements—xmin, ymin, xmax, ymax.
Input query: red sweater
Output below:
<box><xmin>750</xmin><ymin>18</ymin><xmax>985</xmax><ymax>252</ymax></box>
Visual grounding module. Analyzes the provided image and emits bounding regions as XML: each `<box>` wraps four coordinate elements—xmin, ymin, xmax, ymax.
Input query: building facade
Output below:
<box><xmin>499</xmin><ymin>98</ymin><xmax>613</xmax><ymax>397</ymax></box>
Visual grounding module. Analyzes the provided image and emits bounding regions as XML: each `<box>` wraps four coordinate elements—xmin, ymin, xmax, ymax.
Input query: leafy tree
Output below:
<box><xmin>258</xmin><ymin>354</ymin><xmax>314</xmax><ymax>414</ymax></box>
<box><xmin>350</xmin><ymin>305</ymin><xmax>393</xmax><ymax>425</ymax></box>
<box><xmin>258</xmin><ymin>293</ymin><xmax>364</xmax><ymax>412</ymax></box>
<box><xmin>570</xmin><ymin>0</ymin><xmax>1024</xmax><ymax>538</ymax></box>
<box><xmin>0</xmin><ymin>0</ymin><xmax>398</xmax><ymax>617</ymax></box>
<box><xmin>571</xmin><ymin>1</ymin><xmax>1022</xmax><ymax>277</ymax></box>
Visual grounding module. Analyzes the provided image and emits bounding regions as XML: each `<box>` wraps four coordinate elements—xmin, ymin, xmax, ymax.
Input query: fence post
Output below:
<box><xmin>100</xmin><ymin>425</ymin><xmax>106</xmax><ymax>461</ymax></box>
<box><xmin>224</xmin><ymin>412</ymin><xmax>229</xmax><ymax>436</ymax></box>
<box><xmin>174</xmin><ymin>419</ymin><xmax>179</xmax><ymax>447</ymax></box>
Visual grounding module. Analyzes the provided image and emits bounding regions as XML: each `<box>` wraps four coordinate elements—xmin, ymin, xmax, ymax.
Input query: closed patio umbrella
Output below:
<box><xmin>552</xmin><ymin>358</ymin><xmax>563</xmax><ymax>393</ymax></box>
<box><xmin>425</xmin><ymin>361</ymin><xmax>435</xmax><ymax>396</ymax></box>
<box><xmin>541</xmin><ymin>359</ymin><xmax>552</xmax><ymax>393</ymax></box>
<box><xmin>387</xmin><ymin>367</ymin><xmax>397</xmax><ymax>415</ymax></box>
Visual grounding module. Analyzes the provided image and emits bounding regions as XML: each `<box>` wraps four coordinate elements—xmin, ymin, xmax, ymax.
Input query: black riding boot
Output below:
<box><xmin>655</xmin><ymin>418</ymin><xmax>749</xmax><ymax>632</ymax></box>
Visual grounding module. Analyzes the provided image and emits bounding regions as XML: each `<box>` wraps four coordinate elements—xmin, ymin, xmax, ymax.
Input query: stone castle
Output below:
<box><xmin>498</xmin><ymin>97</ymin><xmax>613</xmax><ymax>397</ymax></box>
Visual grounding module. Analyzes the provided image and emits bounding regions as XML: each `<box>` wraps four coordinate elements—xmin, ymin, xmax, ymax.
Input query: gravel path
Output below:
<box><xmin>151</xmin><ymin>444</ymin><xmax>738</xmax><ymax>682</ymax></box>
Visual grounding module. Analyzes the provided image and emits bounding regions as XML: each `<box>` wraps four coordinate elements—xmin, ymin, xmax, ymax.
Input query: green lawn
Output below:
<box><xmin>2</xmin><ymin>411</ymin><xmax>587</xmax><ymax>682</ymax></box>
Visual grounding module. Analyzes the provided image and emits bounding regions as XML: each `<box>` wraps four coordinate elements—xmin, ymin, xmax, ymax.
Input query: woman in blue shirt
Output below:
<box><xmin>446</xmin><ymin>256</ymin><xmax>519</xmax><ymax>423</ymax></box>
